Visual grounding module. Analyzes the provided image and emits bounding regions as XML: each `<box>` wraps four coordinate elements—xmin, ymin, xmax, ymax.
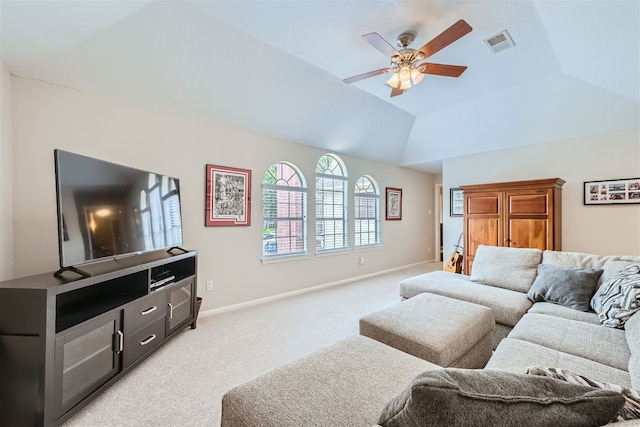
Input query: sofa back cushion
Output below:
<box><xmin>470</xmin><ymin>245</ymin><xmax>542</xmax><ymax>293</ymax></box>
<box><xmin>542</xmin><ymin>250</ymin><xmax>640</xmax><ymax>286</ymax></box>
<box><xmin>625</xmin><ymin>311</ymin><xmax>640</xmax><ymax>390</ymax></box>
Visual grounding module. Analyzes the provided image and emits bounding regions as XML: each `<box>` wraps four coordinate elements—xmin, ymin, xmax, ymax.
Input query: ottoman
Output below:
<box><xmin>359</xmin><ymin>293</ymin><xmax>495</xmax><ymax>368</ymax></box>
<box><xmin>220</xmin><ymin>335</ymin><xmax>439</xmax><ymax>427</ymax></box>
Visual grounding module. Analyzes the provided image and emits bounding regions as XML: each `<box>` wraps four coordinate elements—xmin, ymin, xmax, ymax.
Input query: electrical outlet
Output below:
<box><xmin>206</xmin><ymin>280</ymin><xmax>214</xmax><ymax>291</ymax></box>
<box><xmin>359</xmin><ymin>256</ymin><xmax>365</xmax><ymax>265</ymax></box>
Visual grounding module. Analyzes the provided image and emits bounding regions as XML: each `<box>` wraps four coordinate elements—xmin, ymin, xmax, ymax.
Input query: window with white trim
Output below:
<box><xmin>315</xmin><ymin>154</ymin><xmax>348</xmax><ymax>252</ymax></box>
<box><xmin>262</xmin><ymin>162</ymin><xmax>307</xmax><ymax>257</ymax></box>
<box><xmin>139</xmin><ymin>173</ymin><xmax>182</xmax><ymax>250</ymax></box>
<box><xmin>354</xmin><ymin>175</ymin><xmax>381</xmax><ymax>247</ymax></box>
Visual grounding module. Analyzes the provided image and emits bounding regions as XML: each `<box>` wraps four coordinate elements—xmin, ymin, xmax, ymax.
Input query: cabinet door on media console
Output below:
<box><xmin>166</xmin><ymin>277</ymin><xmax>194</xmax><ymax>336</ymax></box>
<box><xmin>53</xmin><ymin>310</ymin><xmax>123</xmax><ymax>420</ymax></box>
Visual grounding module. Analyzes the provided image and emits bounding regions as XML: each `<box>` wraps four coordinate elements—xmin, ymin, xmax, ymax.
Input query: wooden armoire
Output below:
<box><xmin>460</xmin><ymin>178</ymin><xmax>564</xmax><ymax>275</ymax></box>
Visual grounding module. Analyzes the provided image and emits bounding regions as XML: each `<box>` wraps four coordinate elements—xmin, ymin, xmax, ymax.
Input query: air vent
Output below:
<box><xmin>484</xmin><ymin>30</ymin><xmax>515</xmax><ymax>54</ymax></box>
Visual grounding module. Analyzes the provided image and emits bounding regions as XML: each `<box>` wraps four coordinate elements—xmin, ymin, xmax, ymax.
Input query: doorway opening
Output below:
<box><xmin>435</xmin><ymin>183</ymin><xmax>443</xmax><ymax>262</ymax></box>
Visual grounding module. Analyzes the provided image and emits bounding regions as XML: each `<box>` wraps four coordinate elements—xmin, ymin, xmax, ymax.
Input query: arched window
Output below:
<box><xmin>315</xmin><ymin>154</ymin><xmax>348</xmax><ymax>252</ymax></box>
<box><xmin>354</xmin><ymin>175</ymin><xmax>381</xmax><ymax>247</ymax></box>
<box><xmin>262</xmin><ymin>162</ymin><xmax>307</xmax><ymax>257</ymax></box>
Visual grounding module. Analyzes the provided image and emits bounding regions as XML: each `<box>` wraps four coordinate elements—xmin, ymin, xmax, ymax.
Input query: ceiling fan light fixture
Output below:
<box><xmin>398</xmin><ymin>64</ymin><xmax>412</xmax><ymax>82</ymax></box>
<box><xmin>410</xmin><ymin>68</ymin><xmax>424</xmax><ymax>85</ymax></box>
<box><xmin>386</xmin><ymin>72</ymin><xmax>400</xmax><ymax>88</ymax></box>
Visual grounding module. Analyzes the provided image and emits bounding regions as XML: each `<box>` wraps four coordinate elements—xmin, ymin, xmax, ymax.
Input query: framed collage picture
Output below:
<box><xmin>584</xmin><ymin>178</ymin><xmax>640</xmax><ymax>205</ymax></box>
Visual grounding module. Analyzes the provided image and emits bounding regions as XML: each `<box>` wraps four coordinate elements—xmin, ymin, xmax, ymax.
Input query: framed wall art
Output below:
<box><xmin>385</xmin><ymin>187</ymin><xmax>402</xmax><ymax>220</ymax></box>
<box><xmin>205</xmin><ymin>164</ymin><xmax>251</xmax><ymax>226</ymax></box>
<box><xmin>450</xmin><ymin>188</ymin><xmax>464</xmax><ymax>216</ymax></box>
<box><xmin>584</xmin><ymin>177</ymin><xmax>640</xmax><ymax>205</ymax></box>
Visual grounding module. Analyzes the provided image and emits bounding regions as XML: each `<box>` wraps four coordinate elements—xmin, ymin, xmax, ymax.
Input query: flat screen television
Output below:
<box><xmin>54</xmin><ymin>149</ymin><xmax>184</xmax><ymax>277</ymax></box>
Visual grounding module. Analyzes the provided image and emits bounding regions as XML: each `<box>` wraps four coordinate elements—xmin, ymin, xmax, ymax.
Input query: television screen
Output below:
<box><xmin>54</xmin><ymin>149</ymin><xmax>184</xmax><ymax>269</ymax></box>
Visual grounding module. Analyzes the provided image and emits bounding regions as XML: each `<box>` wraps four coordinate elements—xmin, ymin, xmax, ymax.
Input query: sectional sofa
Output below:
<box><xmin>220</xmin><ymin>246</ymin><xmax>640</xmax><ymax>426</ymax></box>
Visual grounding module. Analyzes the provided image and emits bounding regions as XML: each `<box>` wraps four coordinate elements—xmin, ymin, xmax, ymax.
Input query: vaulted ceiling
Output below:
<box><xmin>1</xmin><ymin>1</ymin><xmax>638</xmax><ymax>172</ymax></box>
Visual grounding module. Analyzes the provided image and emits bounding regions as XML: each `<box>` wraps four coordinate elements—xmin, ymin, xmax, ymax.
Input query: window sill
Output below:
<box><xmin>355</xmin><ymin>244</ymin><xmax>382</xmax><ymax>252</ymax></box>
<box><xmin>315</xmin><ymin>248</ymin><xmax>350</xmax><ymax>258</ymax></box>
<box><xmin>261</xmin><ymin>253</ymin><xmax>309</xmax><ymax>264</ymax></box>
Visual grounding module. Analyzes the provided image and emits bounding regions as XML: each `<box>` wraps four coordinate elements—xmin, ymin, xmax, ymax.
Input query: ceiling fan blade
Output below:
<box><xmin>420</xmin><ymin>63</ymin><xmax>468</xmax><ymax>77</ymax></box>
<box><xmin>343</xmin><ymin>68</ymin><xmax>390</xmax><ymax>84</ymax></box>
<box><xmin>390</xmin><ymin>87</ymin><xmax>404</xmax><ymax>97</ymax></box>
<box><xmin>362</xmin><ymin>32</ymin><xmax>401</xmax><ymax>58</ymax></box>
<box><xmin>417</xmin><ymin>19</ymin><xmax>472</xmax><ymax>59</ymax></box>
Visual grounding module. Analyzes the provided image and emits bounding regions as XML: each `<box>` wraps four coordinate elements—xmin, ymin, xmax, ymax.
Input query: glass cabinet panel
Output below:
<box><xmin>166</xmin><ymin>278</ymin><xmax>193</xmax><ymax>335</ymax></box>
<box><xmin>54</xmin><ymin>310</ymin><xmax>122</xmax><ymax>418</ymax></box>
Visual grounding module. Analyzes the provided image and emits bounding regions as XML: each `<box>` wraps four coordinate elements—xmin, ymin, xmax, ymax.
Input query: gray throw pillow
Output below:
<box><xmin>526</xmin><ymin>264</ymin><xmax>603</xmax><ymax>311</ymax></box>
<box><xmin>378</xmin><ymin>369</ymin><xmax>624</xmax><ymax>427</ymax></box>
<box><xmin>527</xmin><ymin>366</ymin><xmax>640</xmax><ymax>421</ymax></box>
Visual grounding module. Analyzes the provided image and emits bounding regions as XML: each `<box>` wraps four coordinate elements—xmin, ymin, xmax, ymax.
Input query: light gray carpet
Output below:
<box><xmin>62</xmin><ymin>262</ymin><xmax>441</xmax><ymax>427</ymax></box>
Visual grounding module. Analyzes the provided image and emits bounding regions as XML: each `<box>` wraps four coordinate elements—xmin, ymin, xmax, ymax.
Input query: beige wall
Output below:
<box><xmin>0</xmin><ymin>63</ymin><xmax>12</xmax><ymax>280</ymax></box>
<box><xmin>8</xmin><ymin>76</ymin><xmax>435</xmax><ymax>310</ymax></box>
<box><xmin>442</xmin><ymin>128</ymin><xmax>640</xmax><ymax>259</ymax></box>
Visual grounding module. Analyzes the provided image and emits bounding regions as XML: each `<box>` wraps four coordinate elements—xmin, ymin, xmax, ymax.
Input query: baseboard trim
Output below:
<box><xmin>199</xmin><ymin>260</ymin><xmax>438</xmax><ymax>318</ymax></box>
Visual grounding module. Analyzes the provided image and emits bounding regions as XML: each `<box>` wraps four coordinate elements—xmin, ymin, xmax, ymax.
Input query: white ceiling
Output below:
<box><xmin>1</xmin><ymin>0</ymin><xmax>639</xmax><ymax>172</ymax></box>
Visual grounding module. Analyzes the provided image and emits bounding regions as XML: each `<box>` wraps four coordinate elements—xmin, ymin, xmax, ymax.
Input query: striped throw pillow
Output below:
<box><xmin>591</xmin><ymin>265</ymin><xmax>640</xmax><ymax>329</ymax></box>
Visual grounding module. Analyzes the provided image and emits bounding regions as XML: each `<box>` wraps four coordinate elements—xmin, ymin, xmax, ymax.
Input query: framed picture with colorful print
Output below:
<box><xmin>385</xmin><ymin>187</ymin><xmax>402</xmax><ymax>220</ymax></box>
<box><xmin>205</xmin><ymin>164</ymin><xmax>251</xmax><ymax>226</ymax></box>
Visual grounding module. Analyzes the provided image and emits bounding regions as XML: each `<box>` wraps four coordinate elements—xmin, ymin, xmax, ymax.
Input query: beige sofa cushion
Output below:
<box><xmin>399</xmin><ymin>271</ymin><xmax>532</xmax><ymax>327</ymax></box>
<box><xmin>486</xmin><ymin>338</ymin><xmax>632</xmax><ymax>388</ymax></box>
<box><xmin>527</xmin><ymin>302</ymin><xmax>600</xmax><ymax>325</ymax></box>
<box><xmin>470</xmin><ymin>245</ymin><xmax>542</xmax><ymax>293</ymax></box>
<box><xmin>626</xmin><ymin>312</ymin><xmax>640</xmax><ymax>390</ymax></box>
<box><xmin>508</xmin><ymin>313</ymin><xmax>630</xmax><ymax>371</ymax></box>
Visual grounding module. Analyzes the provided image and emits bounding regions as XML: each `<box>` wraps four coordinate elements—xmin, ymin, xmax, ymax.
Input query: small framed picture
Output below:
<box><xmin>205</xmin><ymin>164</ymin><xmax>251</xmax><ymax>226</ymax></box>
<box><xmin>450</xmin><ymin>188</ymin><xmax>464</xmax><ymax>216</ymax></box>
<box><xmin>583</xmin><ymin>178</ymin><xmax>640</xmax><ymax>205</ymax></box>
<box><xmin>385</xmin><ymin>187</ymin><xmax>402</xmax><ymax>220</ymax></box>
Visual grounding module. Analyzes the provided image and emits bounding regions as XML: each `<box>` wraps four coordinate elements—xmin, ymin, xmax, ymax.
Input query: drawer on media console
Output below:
<box><xmin>124</xmin><ymin>317</ymin><xmax>166</xmax><ymax>368</ymax></box>
<box><xmin>124</xmin><ymin>291</ymin><xmax>167</xmax><ymax>334</ymax></box>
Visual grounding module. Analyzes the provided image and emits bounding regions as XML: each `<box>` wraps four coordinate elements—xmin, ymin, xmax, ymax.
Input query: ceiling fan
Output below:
<box><xmin>343</xmin><ymin>19</ymin><xmax>472</xmax><ymax>97</ymax></box>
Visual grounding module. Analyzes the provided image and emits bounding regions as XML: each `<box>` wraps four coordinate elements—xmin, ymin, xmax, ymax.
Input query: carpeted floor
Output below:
<box><xmin>62</xmin><ymin>261</ymin><xmax>441</xmax><ymax>427</ymax></box>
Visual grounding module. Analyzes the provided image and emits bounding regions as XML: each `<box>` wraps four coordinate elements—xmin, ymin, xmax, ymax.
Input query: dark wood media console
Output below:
<box><xmin>0</xmin><ymin>250</ymin><xmax>198</xmax><ymax>426</ymax></box>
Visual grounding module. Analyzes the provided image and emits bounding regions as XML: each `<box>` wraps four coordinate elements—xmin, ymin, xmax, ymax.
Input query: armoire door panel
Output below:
<box><xmin>507</xmin><ymin>193</ymin><xmax>549</xmax><ymax>215</ymax></box>
<box><xmin>467</xmin><ymin>195</ymin><xmax>500</xmax><ymax>215</ymax></box>
<box><xmin>466</xmin><ymin>219</ymin><xmax>501</xmax><ymax>257</ymax></box>
<box><xmin>508</xmin><ymin>219</ymin><xmax>548</xmax><ymax>250</ymax></box>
